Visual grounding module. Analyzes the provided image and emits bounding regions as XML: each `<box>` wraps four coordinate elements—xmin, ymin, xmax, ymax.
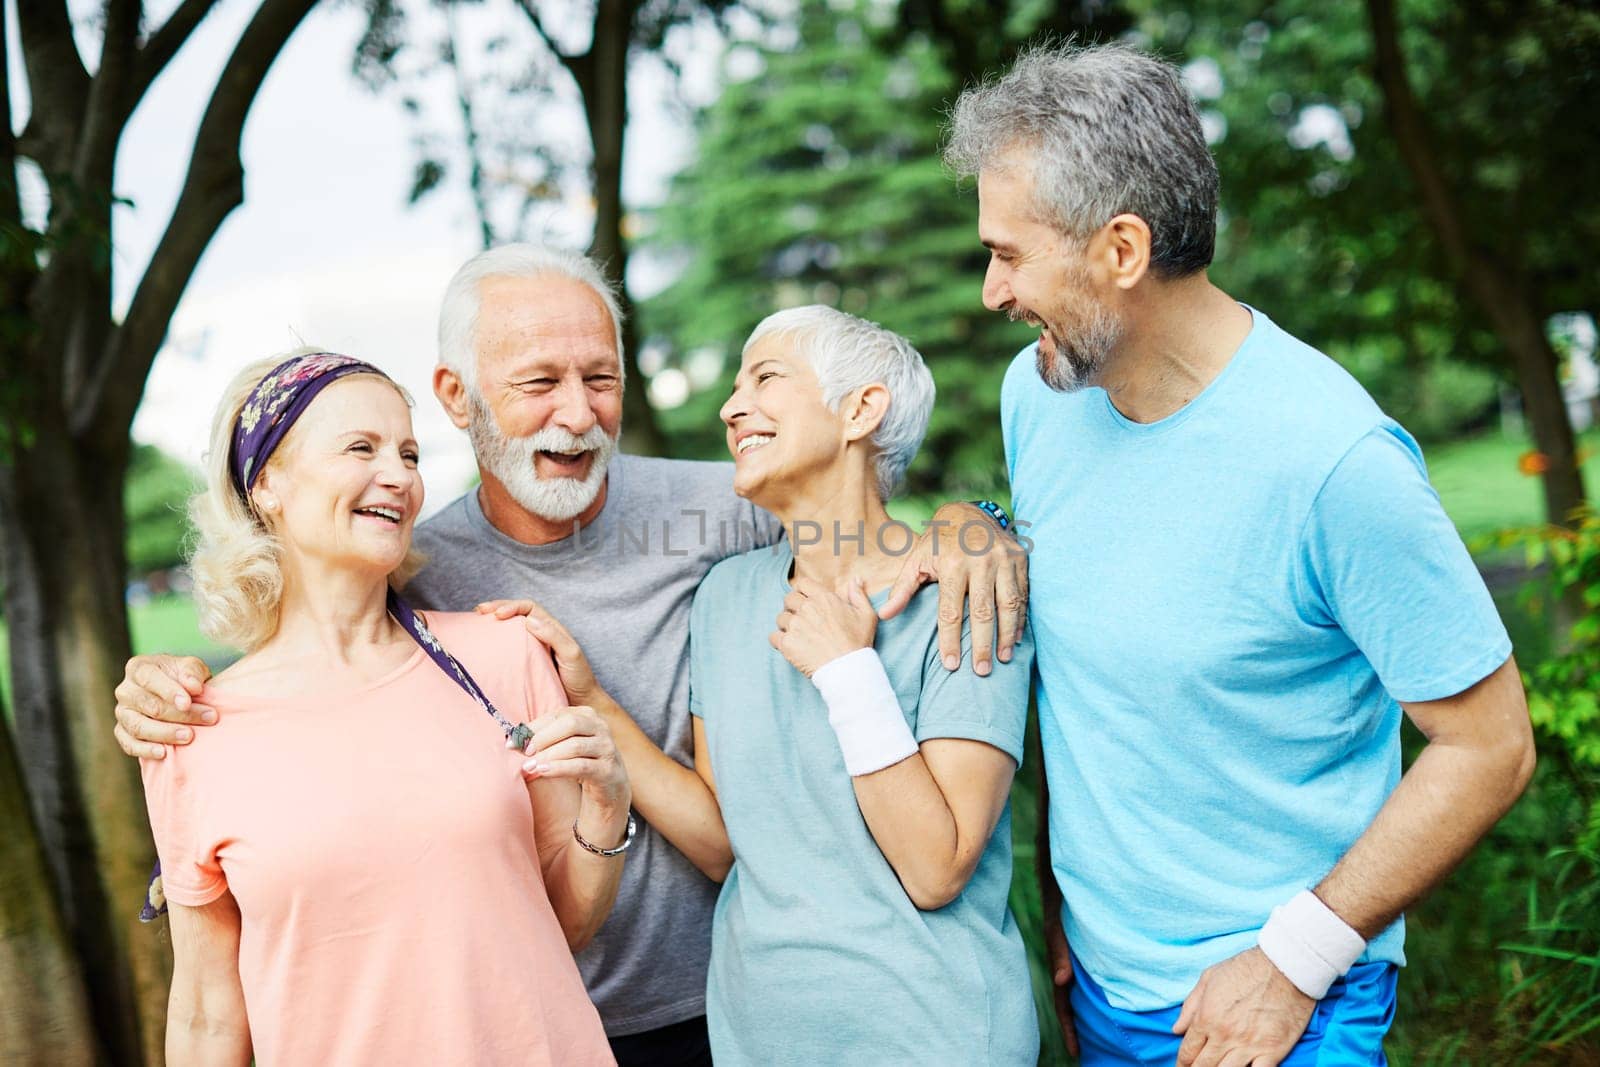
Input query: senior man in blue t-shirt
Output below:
<box><xmin>944</xmin><ymin>43</ymin><xmax>1536</xmax><ymax>1066</ymax></box>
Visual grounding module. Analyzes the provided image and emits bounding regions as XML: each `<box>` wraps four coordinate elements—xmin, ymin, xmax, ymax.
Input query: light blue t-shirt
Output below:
<box><xmin>1003</xmin><ymin>307</ymin><xmax>1511</xmax><ymax>1013</ymax></box>
<box><xmin>689</xmin><ymin>541</ymin><xmax>1038</xmax><ymax>1066</ymax></box>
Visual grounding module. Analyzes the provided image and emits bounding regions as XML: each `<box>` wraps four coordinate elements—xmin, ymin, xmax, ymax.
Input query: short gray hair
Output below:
<box><xmin>745</xmin><ymin>306</ymin><xmax>935</xmax><ymax>499</ymax></box>
<box><xmin>438</xmin><ymin>243</ymin><xmax>626</xmax><ymax>390</ymax></box>
<box><xmin>944</xmin><ymin>42</ymin><xmax>1219</xmax><ymax>277</ymax></box>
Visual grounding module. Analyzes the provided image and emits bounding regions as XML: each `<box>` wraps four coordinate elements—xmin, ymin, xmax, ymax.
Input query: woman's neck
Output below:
<box><xmin>257</xmin><ymin>557</ymin><xmax>406</xmax><ymax>672</ymax></box>
<box><xmin>772</xmin><ymin>470</ymin><xmax>904</xmax><ymax>594</ymax></box>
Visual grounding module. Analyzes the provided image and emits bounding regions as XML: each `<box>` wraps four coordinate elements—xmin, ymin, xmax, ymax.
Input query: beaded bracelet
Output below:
<box><xmin>970</xmin><ymin>499</ymin><xmax>1012</xmax><ymax>531</ymax></box>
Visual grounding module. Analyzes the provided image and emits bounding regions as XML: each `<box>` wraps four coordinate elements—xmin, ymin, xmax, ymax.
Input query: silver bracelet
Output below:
<box><xmin>573</xmin><ymin>812</ymin><xmax>636</xmax><ymax>857</ymax></box>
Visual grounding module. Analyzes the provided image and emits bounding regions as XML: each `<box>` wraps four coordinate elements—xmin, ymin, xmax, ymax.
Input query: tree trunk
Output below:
<box><xmin>0</xmin><ymin>699</ymin><xmax>98</xmax><ymax>1066</ymax></box>
<box><xmin>1471</xmin><ymin>274</ymin><xmax>1588</xmax><ymax>525</ymax></box>
<box><xmin>580</xmin><ymin>0</ymin><xmax>667</xmax><ymax>456</ymax></box>
<box><xmin>1367</xmin><ymin>0</ymin><xmax>1587</xmax><ymax>526</ymax></box>
<box><xmin>0</xmin><ymin>417</ymin><xmax>170</xmax><ymax>1067</ymax></box>
<box><xmin>0</xmin><ymin>0</ymin><xmax>316</xmax><ymax>1059</ymax></box>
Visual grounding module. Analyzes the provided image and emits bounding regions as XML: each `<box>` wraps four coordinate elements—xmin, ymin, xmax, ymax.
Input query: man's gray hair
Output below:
<box><xmin>745</xmin><ymin>305</ymin><xmax>935</xmax><ymax>499</ymax></box>
<box><xmin>438</xmin><ymin>243</ymin><xmax>626</xmax><ymax>390</ymax></box>
<box><xmin>944</xmin><ymin>42</ymin><xmax>1219</xmax><ymax>277</ymax></box>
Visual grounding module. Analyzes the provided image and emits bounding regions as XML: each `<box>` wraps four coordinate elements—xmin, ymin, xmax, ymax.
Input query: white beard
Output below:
<box><xmin>467</xmin><ymin>394</ymin><xmax>617</xmax><ymax>522</ymax></box>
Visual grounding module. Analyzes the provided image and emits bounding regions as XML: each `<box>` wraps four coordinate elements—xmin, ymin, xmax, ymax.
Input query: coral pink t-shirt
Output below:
<box><xmin>141</xmin><ymin>613</ymin><xmax>614</xmax><ymax>1066</ymax></box>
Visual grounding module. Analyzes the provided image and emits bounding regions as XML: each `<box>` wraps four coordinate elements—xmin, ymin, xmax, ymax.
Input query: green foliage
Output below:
<box><xmin>642</xmin><ymin>0</ymin><xmax>1046</xmax><ymax>497</ymax></box>
<box><xmin>1477</xmin><ymin>512</ymin><xmax>1600</xmax><ymax>1057</ymax></box>
<box><xmin>123</xmin><ymin>444</ymin><xmax>199</xmax><ymax>576</ymax></box>
<box><xmin>1132</xmin><ymin>0</ymin><xmax>1600</xmax><ymax>443</ymax></box>
<box><xmin>1496</xmin><ymin>512</ymin><xmax>1600</xmax><ymax>790</ymax></box>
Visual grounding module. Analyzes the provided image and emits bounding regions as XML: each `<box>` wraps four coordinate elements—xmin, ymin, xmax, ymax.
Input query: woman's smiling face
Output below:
<box><xmin>719</xmin><ymin>335</ymin><xmax>849</xmax><ymax>509</ymax></box>
<box><xmin>254</xmin><ymin>375</ymin><xmax>425</xmax><ymax>577</ymax></box>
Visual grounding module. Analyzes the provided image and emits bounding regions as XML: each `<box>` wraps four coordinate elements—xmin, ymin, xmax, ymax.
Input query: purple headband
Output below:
<box><xmin>143</xmin><ymin>350</ymin><xmax>544</xmax><ymax>925</ymax></box>
<box><xmin>229</xmin><ymin>352</ymin><xmax>390</xmax><ymax>496</ymax></box>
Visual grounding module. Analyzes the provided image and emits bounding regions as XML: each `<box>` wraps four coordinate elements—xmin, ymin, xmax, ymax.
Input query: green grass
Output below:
<box><xmin>1424</xmin><ymin>429</ymin><xmax>1600</xmax><ymax>543</ymax></box>
<box><xmin>126</xmin><ymin>595</ymin><xmax>232</xmax><ymax>663</ymax></box>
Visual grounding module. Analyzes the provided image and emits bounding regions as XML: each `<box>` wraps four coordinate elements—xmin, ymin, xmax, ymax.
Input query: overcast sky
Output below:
<box><xmin>7</xmin><ymin>0</ymin><xmax>729</xmax><ymax>511</ymax></box>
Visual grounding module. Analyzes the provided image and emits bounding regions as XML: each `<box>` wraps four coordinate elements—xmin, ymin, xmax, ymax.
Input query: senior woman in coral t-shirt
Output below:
<box><xmin>140</xmin><ymin>350</ymin><xmax>629</xmax><ymax>1065</ymax></box>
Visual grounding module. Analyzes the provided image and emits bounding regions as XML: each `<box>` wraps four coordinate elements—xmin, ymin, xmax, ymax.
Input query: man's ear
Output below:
<box><xmin>1094</xmin><ymin>212</ymin><xmax>1153</xmax><ymax>291</ymax></box>
<box><xmin>434</xmin><ymin>364</ymin><xmax>473</xmax><ymax>430</ymax></box>
<box><xmin>843</xmin><ymin>383</ymin><xmax>891</xmax><ymax>443</ymax></box>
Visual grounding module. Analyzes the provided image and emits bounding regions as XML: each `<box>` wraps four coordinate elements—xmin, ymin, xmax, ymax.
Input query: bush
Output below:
<box><xmin>1488</xmin><ymin>512</ymin><xmax>1600</xmax><ymax>1059</ymax></box>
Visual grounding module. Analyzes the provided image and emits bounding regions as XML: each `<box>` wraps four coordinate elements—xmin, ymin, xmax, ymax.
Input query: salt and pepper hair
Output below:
<box><xmin>944</xmin><ymin>42</ymin><xmax>1220</xmax><ymax>278</ymax></box>
<box><xmin>744</xmin><ymin>305</ymin><xmax>935</xmax><ymax>499</ymax></box>
<box><xmin>188</xmin><ymin>348</ymin><xmax>424</xmax><ymax>651</ymax></box>
<box><xmin>437</xmin><ymin>243</ymin><xmax>626</xmax><ymax>392</ymax></box>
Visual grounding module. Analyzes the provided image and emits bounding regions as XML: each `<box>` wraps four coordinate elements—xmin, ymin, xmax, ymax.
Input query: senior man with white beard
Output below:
<box><xmin>113</xmin><ymin>243</ymin><xmax>1027</xmax><ymax>1066</ymax></box>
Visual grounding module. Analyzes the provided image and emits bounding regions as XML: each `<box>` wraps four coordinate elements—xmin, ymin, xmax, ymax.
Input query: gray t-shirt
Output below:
<box><xmin>408</xmin><ymin>453</ymin><xmax>781</xmax><ymax>1036</ymax></box>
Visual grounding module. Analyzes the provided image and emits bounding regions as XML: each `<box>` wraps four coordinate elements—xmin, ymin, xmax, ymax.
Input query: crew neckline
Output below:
<box><xmin>1097</xmin><ymin>304</ymin><xmax>1265</xmax><ymax>437</ymax></box>
<box><xmin>202</xmin><ymin>641</ymin><xmax>428</xmax><ymax>709</ymax></box>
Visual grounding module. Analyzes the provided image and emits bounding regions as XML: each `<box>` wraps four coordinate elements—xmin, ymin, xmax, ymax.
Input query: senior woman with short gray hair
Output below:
<box><xmin>694</xmin><ymin>306</ymin><xmax>1037</xmax><ymax>1063</ymax></box>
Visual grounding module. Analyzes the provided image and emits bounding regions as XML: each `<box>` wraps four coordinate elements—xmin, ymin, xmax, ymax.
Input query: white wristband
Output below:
<box><xmin>1257</xmin><ymin>889</ymin><xmax>1367</xmax><ymax>1000</ymax></box>
<box><xmin>810</xmin><ymin>648</ymin><xmax>919</xmax><ymax>776</ymax></box>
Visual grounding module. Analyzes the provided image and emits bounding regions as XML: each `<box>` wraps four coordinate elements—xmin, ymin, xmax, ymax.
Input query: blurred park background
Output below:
<box><xmin>2</xmin><ymin>0</ymin><xmax>1598</xmax><ymax>1062</ymax></box>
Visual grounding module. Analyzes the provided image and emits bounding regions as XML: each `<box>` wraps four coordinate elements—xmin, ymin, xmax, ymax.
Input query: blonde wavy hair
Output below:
<box><xmin>187</xmin><ymin>348</ymin><xmax>426</xmax><ymax>651</ymax></box>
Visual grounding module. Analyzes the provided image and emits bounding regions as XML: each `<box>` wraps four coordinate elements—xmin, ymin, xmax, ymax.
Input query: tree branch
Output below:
<box><xmin>76</xmin><ymin>0</ymin><xmax>320</xmax><ymax>437</ymax></box>
<box><xmin>78</xmin><ymin>0</ymin><xmax>144</xmax><ymax>179</ymax></box>
<box><xmin>1365</xmin><ymin>0</ymin><xmax>1472</xmax><ymax>266</ymax></box>
<box><xmin>14</xmin><ymin>0</ymin><xmax>90</xmax><ymax>170</ymax></box>
<box><xmin>510</xmin><ymin>0</ymin><xmax>584</xmax><ymax>81</ymax></box>
<box><xmin>444</xmin><ymin>5</ymin><xmax>496</xmax><ymax>248</ymax></box>
<box><xmin>130</xmin><ymin>0</ymin><xmax>221</xmax><ymax>108</ymax></box>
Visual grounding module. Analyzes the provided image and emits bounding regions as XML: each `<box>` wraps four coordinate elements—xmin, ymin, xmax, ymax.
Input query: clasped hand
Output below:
<box><xmin>770</xmin><ymin>576</ymin><xmax>878</xmax><ymax>677</ymax></box>
<box><xmin>517</xmin><ymin>704</ymin><xmax>629</xmax><ymax>811</ymax></box>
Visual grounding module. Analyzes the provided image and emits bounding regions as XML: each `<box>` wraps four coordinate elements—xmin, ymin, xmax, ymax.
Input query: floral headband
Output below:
<box><xmin>228</xmin><ymin>352</ymin><xmax>391</xmax><ymax>497</ymax></box>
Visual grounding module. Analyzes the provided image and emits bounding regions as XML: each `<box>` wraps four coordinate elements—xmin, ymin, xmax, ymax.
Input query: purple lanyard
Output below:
<box><xmin>139</xmin><ymin>592</ymin><xmax>531</xmax><ymax>922</ymax></box>
<box><xmin>385</xmin><ymin>588</ymin><xmax>534</xmax><ymax>750</ymax></box>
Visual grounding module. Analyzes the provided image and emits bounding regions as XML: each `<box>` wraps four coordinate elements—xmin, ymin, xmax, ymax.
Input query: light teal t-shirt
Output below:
<box><xmin>1003</xmin><ymin>307</ymin><xmax>1511</xmax><ymax>1012</ymax></box>
<box><xmin>689</xmin><ymin>541</ymin><xmax>1038</xmax><ymax>1066</ymax></box>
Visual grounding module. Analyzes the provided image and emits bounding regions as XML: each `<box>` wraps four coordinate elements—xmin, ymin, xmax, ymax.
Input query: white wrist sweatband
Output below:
<box><xmin>810</xmin><ymin>648</ymin><xmax>919</xmax><ymax>776</ymax></box>
<box><xmin>1257</xmin><ymin>889</ymin><xmax>1367</xmax><ymax>1000</ymax></box>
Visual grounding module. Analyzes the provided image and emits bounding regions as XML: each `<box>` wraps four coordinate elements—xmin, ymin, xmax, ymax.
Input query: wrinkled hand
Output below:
<box><xmin>1173</xmin><ymin>947</ymin><xmax>1315</xmax><ymax>1067</ymax></box>
<box><xmin>478</xmin><ymin>598</ymin><xmax>602</xmax><ymax>706</ymax></box>
<box><xmin>1043</xmin><ymin>906</ymin><xmax>1081</xmax><ymax>1058</ymax></box>
<box><xmin>521</xmin><ymin>705</ymin><xmax>630</xmax><ymax>813</ymax></box>
<box><xmin>770</xmin><ymin>577</ymin><xmax>878</xmax><ymax>678</ymax></box>
<box><xmin>878</xmin><ymin>502</ymin><xmax>1028</xmax><ymax>676</ymax></box>
<box><xmin>113</xmin><ymin>654</ymin><xmax>216</xmax><ymax>759</ymax></box>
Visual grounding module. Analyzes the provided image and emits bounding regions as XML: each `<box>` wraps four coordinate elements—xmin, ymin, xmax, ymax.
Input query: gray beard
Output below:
<box><xmin>1037</xmin><ymin>306</ymin><xmax>1123</xmax><ymax>393</ymax></box>
<box><xmin>467</xmin><ymin>394</ymin><xmax>617</xmax><ymax>522</ymax></box>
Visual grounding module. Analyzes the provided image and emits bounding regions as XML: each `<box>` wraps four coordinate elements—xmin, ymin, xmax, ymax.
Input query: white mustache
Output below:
<box><xmin>525</xmin><ymin>425</ymin><xmax>611</xmax><ymax>457</ymax></box>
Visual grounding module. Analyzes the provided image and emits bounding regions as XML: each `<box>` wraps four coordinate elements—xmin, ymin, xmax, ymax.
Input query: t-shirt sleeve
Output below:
<box><xmin>523</xmin><ymin>626</ymin><xmax>570</xmax><ymax>721</ymax></box>
<box><xmin>688</xmin><ymin>579</ymin><xmax>712</xmax><ymax>721</ymax></box>
<box><xmin>140</xmin><ymin>752</ymin><xmax>228</xmax><ymax>907</ymax></box>
<box><xmin>913</xmin><ymin>616</ymin><xmax>1033</xmax><ymax>765</ymax></box>
<box><xmin>1300</xmin><ymin>425</ymin><xmax>1511</xmax><ymax>704</ymax></box>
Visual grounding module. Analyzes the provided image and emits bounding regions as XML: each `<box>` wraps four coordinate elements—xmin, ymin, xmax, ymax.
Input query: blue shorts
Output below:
<box><xmin>1070</xmin><ymin>953</ymin><xmax>1397</xmax><ymax>1066</ymax></box>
